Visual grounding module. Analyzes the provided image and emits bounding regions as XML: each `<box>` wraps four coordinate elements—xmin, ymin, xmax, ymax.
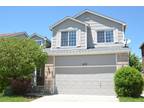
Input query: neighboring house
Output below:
<box><xmin>0</xmin><ymin>32</ymin><xmax>51</xmax><ymax>48</ymax></box>
<box><xmin>43</xmin><ymin>10</ymin><xmax>130</xmax><ymax>95</ymax></box>
<box><xmin>0</xmin><ymin>32</ymin><xmax>51</xmax><ymax>89</ymax></box>
<box><xmin>140</xmin><ymin>43</ymin><xmax>144</xmax><ymax>72</ymax></box>
<box><xmin>30</xmin><ymin>33</ymin><xmax>51</xmax><ymax>48</ymax></box>
<box><xmin>0</xmin><ymin>32</ymin><xmax>29</xmax><ymax>38</ymax></box>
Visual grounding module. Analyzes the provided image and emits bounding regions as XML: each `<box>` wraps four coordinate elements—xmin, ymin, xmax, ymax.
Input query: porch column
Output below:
<box><xmin>33</xmin><ymin>67</ymin><xmax>37</xmax><ymax>86</ymax></box>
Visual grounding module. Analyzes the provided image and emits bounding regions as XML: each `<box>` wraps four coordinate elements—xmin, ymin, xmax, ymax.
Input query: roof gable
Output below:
<box><xmin>73</xmin><ymin>10</ymin><xmax>126</xmax><ymax>26</ymax></box>
<box><xmin>31</xmin><ymin>33</ymin><xmax>44</xmax><ymax>39</ymax></box>
<box><xmin>31</xmin><ymin>33</ymin><xmax>51</xmax><ymax>42</ymax></box>
<box><xmin>50</xmin><ymin>17</ymin><xmax>88</xmax><ymax>30</ymax></box>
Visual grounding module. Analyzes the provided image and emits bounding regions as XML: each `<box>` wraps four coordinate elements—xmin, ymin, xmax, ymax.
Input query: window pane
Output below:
<box><xmin>69</xmin><ymin>31</ymin><xmax>76</xmax><ymax>46</ymax></box>
<box><xmin>106</xmin><ymin>31</ymin><xmax>113</xmax><ymax>42</ymax></box>
<box><xmin>97</xmin><ymin>31</ymin><xmax>105</xmax><ymax>43</ymax></box>
<box><xmin>61</xmin><ymin>32</ymin><xmax>68</xmax><ymax>46</ymax></box>
<box><xmin>36</xmin><ymin>40</ymin><xmax>42</xmax><ymax>45</ymax></box>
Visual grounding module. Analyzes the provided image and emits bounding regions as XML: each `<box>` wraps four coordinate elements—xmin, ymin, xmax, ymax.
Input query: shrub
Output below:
<box><xmin>114</xmin><ymin>66</ymin><xmax>144</xmax><ymax>97</ymax></box>
<box><xmin>129</xmin><ymin>52</ymin><xmax>142</xmax><ymax>72</ymax></box>
<box><xmin>3</xmin><ymin>86</ymin><xmax>13</xmax><ymax>96</ymax></box>
<box><xmin>10</xmin><ymin>78</ymin><xmax>31</xmax><ymax>95</ymax></box>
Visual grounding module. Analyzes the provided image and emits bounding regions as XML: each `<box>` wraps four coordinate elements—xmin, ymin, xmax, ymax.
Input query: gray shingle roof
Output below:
<box><xmin>0</xmin><ymin>32</ymin><xmax>28</xmax><ymax>37</ymax></box>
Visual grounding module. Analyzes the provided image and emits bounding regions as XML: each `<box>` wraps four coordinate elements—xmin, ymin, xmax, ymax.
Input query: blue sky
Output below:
<box><xmin>0</xmin><ymin>6</ymin><xmax>143</xmax><ymax>58</ymax></box>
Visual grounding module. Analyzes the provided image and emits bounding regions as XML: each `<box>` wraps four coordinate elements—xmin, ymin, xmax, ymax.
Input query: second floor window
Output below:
<box><xmin>61</xmin><ymin>31</ymin><xmax>76</xmax><ymax>46</ymax></box>
<box><xmin>36</xmin><ymin>40</ymin><xmax>43</xmax><ymax>45</ymax></box>
<box><xmin>97</xmin><ymin>30</ymin><xmax>113</xmax><ymax>43</ymax></box>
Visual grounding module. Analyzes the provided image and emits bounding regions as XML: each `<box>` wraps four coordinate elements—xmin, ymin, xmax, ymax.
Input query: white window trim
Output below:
<box><xmin>96</xmin><ymin>29</ymin><xmax>114</xmax><ymax>45</ymax></box>
<box><xmin>60</xmin><ymin>30</ymin><xmax>77</xmax><ymax>48</ymax></box>
<box><xmin>35</xmin><ymin>40</ymin><xmax>43</xmax><ymax>46</ymax></box>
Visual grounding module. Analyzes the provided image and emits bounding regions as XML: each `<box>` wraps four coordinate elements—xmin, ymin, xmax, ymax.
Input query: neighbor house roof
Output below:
<box><xmin>73</xmin><ymin>9</ymin><xmax>127</xmax><ymax>26</ymax></box>
<box><xmin>50</xmin><ymin>17</ymin><xmax>88</xmax><ymax>30</ymax></box>
<box><xmin>0</xmin><ymin>32</ymin><xmax>29</xmax><ymax>37</ymax></box>
<box><xmin>31</xmin><ymin>33</ymin><xmax>51</xmax><ymax>43</ymax></box>
<box><xmin>45</xmin><ymin>46</ymin><xmax>130</xmax><ymax>56</ymax></box>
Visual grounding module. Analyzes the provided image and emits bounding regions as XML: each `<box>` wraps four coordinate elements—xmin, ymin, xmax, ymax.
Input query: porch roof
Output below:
<box><xmin>44</xmin><ymin>46</ymin><xmax>130</xmax><ymax>56</ymax></box>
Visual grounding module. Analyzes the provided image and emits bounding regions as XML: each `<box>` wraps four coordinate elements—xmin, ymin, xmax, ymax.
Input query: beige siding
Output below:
<box><xmin>55</xmin><ymin>54</ymin><xmax>116</xmax><ymax>66</ymax></box>
<box><xmin>75</xmin><ymin>12</ymin><xmax>124</xmax><ymax>47</ymax></box>
<box><xmin>52</xmin><ymin>19</ymin><xmax>86</xmax><ymax>49</ymax></box>
<box><xmin>116</xmin><ymin>53</ymin><xmax>129</xmax><ymax>69</ymax></box>
<box><xmin>117</xmin><ymin>53</ymin><xmax>129</xmax><ymax>62</ymax></box>
<box><xmin>48</xmin><ymin>56</ymin><xmax>53</xmax><ymax>64</ymax></box>
<box><xmin>118</xmin><ymin>31</ymin><xmax>124</xmax><ymax>43</ymax></box>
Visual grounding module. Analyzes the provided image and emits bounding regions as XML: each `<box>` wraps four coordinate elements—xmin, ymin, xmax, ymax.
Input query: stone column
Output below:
<box><xmin>44</xmin><ymin>64</ymin><xmax>54</xmax><ymax>94</ymax></box>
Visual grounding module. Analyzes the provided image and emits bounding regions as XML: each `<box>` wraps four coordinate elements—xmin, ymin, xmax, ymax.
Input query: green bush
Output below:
<box><xmin>0</xmin><ymin>37</ymin><xmax>48</xmax><ymax>92</ymax></box>
<box><xmin>129</xmin><ymin>52</ymin><xmax>142</xmax><ymax>72</ymax></box>
<box><xmin>114</xmin><ymin>66</ymin><xmax>144</xmax><ymax>97</ymax></box>
<box><xmin>3</xmin><ymin>86</ymin><xmax>13</xmax><ymax>96</ymax></box>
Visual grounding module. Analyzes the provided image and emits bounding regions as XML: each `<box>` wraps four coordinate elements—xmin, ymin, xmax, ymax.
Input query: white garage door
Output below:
<box><xmin>55</xmin><ymin>54</ymin><xmax>116</xmax><ymax>95</ymax></box>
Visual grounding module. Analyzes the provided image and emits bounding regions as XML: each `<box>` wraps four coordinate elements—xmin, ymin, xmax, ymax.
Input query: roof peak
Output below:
<box><xmin>73</xmin><ymin>9</ymin><xmax>126</xmax><ymax>26</ymax></box>
<box><xmin>49</xmin><ymin>16</ymin><xmax>88</xmax><ymax>30</ymax></box>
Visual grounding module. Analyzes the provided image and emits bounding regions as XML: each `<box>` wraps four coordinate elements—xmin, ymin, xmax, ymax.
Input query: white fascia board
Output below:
<box><xmin>49</xmin><ymin>17</ymin><xmax>88</xmax><ymax>30</ymax></box>
<box><xmin>45</xmin><ymin>48</ymin><xmax>130</xmax><ymax>56</ymax></box>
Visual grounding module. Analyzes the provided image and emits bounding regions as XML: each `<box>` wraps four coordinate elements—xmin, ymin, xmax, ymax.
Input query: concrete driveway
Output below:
<box><xmin>32</xmin><ymin>94</ymin><xmax>118</xmax><ymax>102</ymax></box>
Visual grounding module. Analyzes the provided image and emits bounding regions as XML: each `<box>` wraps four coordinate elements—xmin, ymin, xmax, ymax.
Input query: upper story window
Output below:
<box><xmin>97</xmin><ymin>30</ymin><xmax>113</xmax><ymax>43</ymax></box>
<box><xmin>36</xmin><ymin>40</ymin><xmax>43</xmax><ymax>45</ymax></box>
<box><xmin>61</xmin><ymin>31</ymin><xmax>76</xmax><ymax>46</ymax></box>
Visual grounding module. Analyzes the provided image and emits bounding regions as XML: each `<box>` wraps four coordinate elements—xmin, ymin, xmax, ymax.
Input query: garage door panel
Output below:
<box><xmin>55</xmin><ymin>54</ymin><xmax>116</xmax><ymax>66</ymax></box>
<box><xmin>55</xmin><ymin>67</ymin><xmax>116</xmax><ymax>74</ymax></box>
<box><xmin>56</xmin><ymin>74</ymin><xmax>115</xmax><ymax>95</ymax></box>
<box><xmin>55</xmin><ymin>55</ymin><xmax>116</xmax><ymax>95</ymax></box>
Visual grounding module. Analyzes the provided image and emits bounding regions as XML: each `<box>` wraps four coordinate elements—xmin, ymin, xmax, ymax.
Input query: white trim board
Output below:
<box><xmin>49</xmin><ymin>17</ymin><xmax>88</xmax><ymax>30</ymax></box>
<box><xmin>55</xmin><ymin>65</ymin><xmax>116</xmax><ymax>68</ymax></box>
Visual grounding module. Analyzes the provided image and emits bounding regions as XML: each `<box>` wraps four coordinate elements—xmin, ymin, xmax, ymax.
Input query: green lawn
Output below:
<box><xmin>0</xmin><ymin>93</ymin><xmax>35</xmax><ymax>102</ymax></box>
<box><xmin>119</xmin><ymin>97</ymin><xmax>144</xmax><ymax>102</ymax></box>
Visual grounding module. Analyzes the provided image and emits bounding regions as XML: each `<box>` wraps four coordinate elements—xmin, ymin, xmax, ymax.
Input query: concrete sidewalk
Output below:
<box><xmin>32</xmin><ymin>94</ymin><xmax>118</xmax><ymax>102</ymax></box>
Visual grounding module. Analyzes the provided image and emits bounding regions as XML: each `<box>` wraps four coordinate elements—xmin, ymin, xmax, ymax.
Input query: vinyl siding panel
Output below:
<box><xmin>52</xmin><ymin>19</ymin><xmax>86</xmax><ymax>49</ymax></box>
<box><xmin>55</xmin><ymin>67</ymin><xmax>116</xmax><ymax>74</ymax></box>
<box><xmin>75</xmin><ymin>12</ymin><xmax>124</xmax><ymax>48</ymax></box>
<box><xmin>117</xmin><ymin>53</ymin><xmax>129</xmax><ymax>62</ymax></box>
<box><xmin>47</xmin><ymin>56</ymin><xmax>53</xmax><ymax>64</ymax></box>
<box><xmin>55</xmin><ymin>54</ymin><xmax>116</xmax><ymax>66</ymax></box>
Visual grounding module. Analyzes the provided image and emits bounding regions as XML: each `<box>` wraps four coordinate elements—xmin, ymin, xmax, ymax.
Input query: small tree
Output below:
<box><xmin>129</xmin><ymin>52</ymin><xmax>142</xmax><ymax>72</ymax></box>
<box><xmin>0</xmin><ymin>37</ymin><xmax>48</xmax><ymax>93</ymax></box>
<box><xmin>114</xmin><ymin>66</ymin><xmax>143</xmax><ymax>97</ymax></box>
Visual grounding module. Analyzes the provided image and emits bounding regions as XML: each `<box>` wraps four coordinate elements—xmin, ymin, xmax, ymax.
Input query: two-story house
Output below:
<box><xmin>44</xmin><ymin>10</ymin><xmax>130</xmax><ymax>95</ymax></box>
